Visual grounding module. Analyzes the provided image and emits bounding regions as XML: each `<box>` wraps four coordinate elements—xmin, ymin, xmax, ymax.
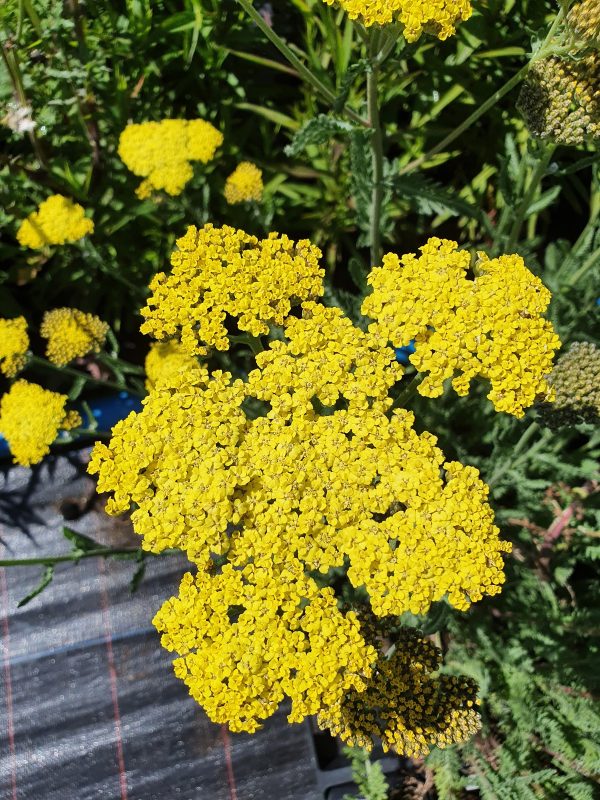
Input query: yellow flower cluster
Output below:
<box><xmin>140</xmin><ymin>224</ymin><xmax>324</xmax><ymax>355</ymax></box>
<box><xmin>224</xmin><ymin>162</ymin><xmax>264</xmax><ymax>204</ymax></box>
<box><xmin>90</xmin><ymin>291</ymin><xmax>511</xmax><ymax>738</ymax></box>
<box><xmin>0</xmin><ymin>317</ymin><xmax>29</xmax><ymax>377</ymax></box>
<box><xmin>362</xmin><ymin>238</ymin><xmax>561</xmax><ymax>417</ymax></box>
<box><xmin>118</xmin><ymin>119</ymin><xmax>223</xmax><ymax>197</ymax></box>
<box><xmin>144</xmin><ymin>340</ymin><xmax>200</xmax><ymax>390</ymax></box>
<box><xmin>153</xmin><ymin>564</ymin><xmax>375</xmax><ymax>733</ymax></box>
<box><xmin>319</xmin><ymin>626</ymin><xmax>480</xmax><ymax>756</ymax></box>
<box><xmin>0</xmin><ymin>380</ymin><xmax>81</xmax><ymax>466</ymax></box>
<box><xmin>321</xmin><ymin>0</ymin><xmax>472</xmax><ymax>41</ymax></box>
<box><xmin>16</xmin><ymin>195</ymin><xmax>94</xmax><ymax>249</ymax></box>
<box><xmin>518</xmin><ymin>54</ymin><xmax>600</xmax><ymax>145</ymax></box>
<box><xmin>40</xmin><ymin>308</ymin><xmax>109</xmax><ymax>366</ymax></box>
<box><xmin>246</xmin><ymin>302</ymin><xmax>403</xmax><ymax>419</ymax></box>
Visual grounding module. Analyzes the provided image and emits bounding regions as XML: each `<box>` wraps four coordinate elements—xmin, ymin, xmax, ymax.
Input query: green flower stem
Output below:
<box><xmin>96</xmin><ymin>352</ymin><xmax>146</xmax><ymax>376</ymax></box>
<box><xmin>488</xmin><ymin>420</ymin><xmax>553</xmax><ymax>488</ymax></box>
<box><xmin>0</xmin><ymin>548</ymin><xmax>180</xmax><ymax>568</ymax></box>
<box><xmin>28</xmin><ymin>354</ymin><xmax>145</xmax><ymax>398</ymax></box>
<box><xmin>235</xmin><ymin>0</ymin><xmax>369</xmax><ymax>128</ymax></box>
<box><xmin>367</xmin><ymin>55</ymin><xmax>384</xmax><ymax>267</ymax></box>
<box><xmin>389</xmin><ymin>372</ymin><xmax>422</xmax><ymax>411</ymax></box>
<box><xmin>565</xmin><ymin>246</ymin><xmax>600</xmax><ymax>288</ymax></box>
<box><xmin>398</xmin><ymin>9</ymin><xmax>566</xmax><ymax>176</ymax></box>
<box><xmin>229</xmin><ymin>333</ymin><xmax>265</xmax><ymax>354</ymax></box>
<box><xmin>80</xmin><ymin>239</ymin><xmax>148</xmax><ymax>298</ymax></box>
<box><xmin>506</xmin><ymin>143</ymin><xmax>557</xmax><ymax>251</ymax></box>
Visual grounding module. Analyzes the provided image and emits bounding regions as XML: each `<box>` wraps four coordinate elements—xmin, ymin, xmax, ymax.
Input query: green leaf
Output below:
<box><xmin>63</xmin><ymin>526</ymin><xmax>99</xmax><ymax>555</ymax></box>
<box><xmin>18</xmin><ymin>565</ymin><xmax>54</xmax><ymax>608</ymax></box>
<box><xmin>285</xmin><ymin>113</ymin><xmax>357</xmax><ymax>157</ymax></box>
<box><xmin>129</xmin><ymin>557</ymin><xmax>146</xmax><ymax>593</ymax></box>
<box><xmin>389</xmin><ymin>173</ymin><xmax>485</xmax><ymax>221</ymax></box>
<box><xmin>235</xmin><ymin>102</ymin><xmax>299</xmax><ymax>131</ymax></box>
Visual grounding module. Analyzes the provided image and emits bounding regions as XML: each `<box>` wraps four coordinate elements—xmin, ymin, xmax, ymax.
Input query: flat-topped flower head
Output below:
<box><xmin>362</xmin><ymin>238</ymin><xmax>561</xmax><ymax>417</ymax></box>
<box><xmin>17</xmin><ymin>195</ymin><xmax>94</xmax><ymax>249</ymax></box>
<box><xmin>568</xmin><ymin>0</ymin><xmax>600</xmax><ymax>41</ymax></box>
<box><xmin>40</xmin><ymin>308</ymin><xmax>109</xmax><ymax>366</ymax></box>
<box><xmin>0</xmin><ymin>380</ymin><xmax>81</xmax><ymax>466</ymax></box>
<box><xmin>140</xmin><ymin>224</ymin><xmax>324</xmax><ymax>355</ymax></box>
<box><xmin>538</xmin><ymin>341</ymin><xmax>600</xmax><ymax>428</ymax></box>
<box><xmin>0</xmin><ymin>317</ymin><xmax>29</xmax><ymax>377</ymax></box>
<box><xmin>224</xmin><ymin>162</ymin><xmax>264</xmax><ymax>204</ymax></box>
<box><xmin>118</xmin><ymin>119</ymin><xmax>223</xmax><ymax>197</ymax></box>
<box><xmin>321</xmin><ymin>0</ymin><xmax>472</xmax><ymax>41</ymax></box>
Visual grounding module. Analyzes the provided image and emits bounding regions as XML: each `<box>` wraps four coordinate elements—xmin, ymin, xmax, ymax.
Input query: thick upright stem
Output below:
<box><xmin>367</xmin><ymin>62</ymin><xmax>384</xmax><ymax>267</ymax></box>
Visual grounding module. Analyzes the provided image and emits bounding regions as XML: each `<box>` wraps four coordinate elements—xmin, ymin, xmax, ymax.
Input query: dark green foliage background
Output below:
<box><xmin>1</xmin><ymin>1</ymin><xmax>598</xmax><ymax>797</ymax></box>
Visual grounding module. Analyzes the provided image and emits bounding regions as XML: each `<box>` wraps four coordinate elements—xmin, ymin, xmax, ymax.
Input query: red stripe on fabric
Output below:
<box><xmin>0</xmin><ymin>565</ymin><xmax>18</xmax><ymax>800</ymax></box>
<box><xmin>221</xmin><ymin>724</ymin><xmax>238</xmax><ymax>800</ymax></box>
<box><xmin>98</xmin><ymin>559</ymin><xmax>129</xmax><ymax>800</ymax></box>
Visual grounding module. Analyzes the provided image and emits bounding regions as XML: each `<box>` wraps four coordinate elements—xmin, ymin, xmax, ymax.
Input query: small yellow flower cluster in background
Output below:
<box><xmin>362</xmin><ymin>238</ymin><xmax>561</xmax><ymax>417</ymax></box>
<box><xmin>0</xmin><ymin>317</ymin><xmax>29</xmax><ymax>377</ymax></box>
<box><xmin>144</xmin><ymin>340</ymin><xmax>200</xmax><ymax>390</ymax></box>
<box><xmin>224</xmin><ymin>162</ymin><xmax>264</xmax><ymax>204</ymax></box>
<box><xmin>16</xmin><ymin>195</ymin><xmax>94</xmax><ymax>249</ymax></box>
<box><xmin>319</xmin><ymin>626</ymin><xmax>480</xmax><ymax>756</ymax></box>
<box><xmin>118</xmin><ymin>119</ymin><xmax>223</xmax><ymax>198</ymax></box>
<box><xmin>0</xmin><ymin>380</ymin><xmax>81</xmax><ymax>466</ymax></box>
<box><xmin>140</xmin><ymin>224</ymin><xmax>324</xmax><ymax>355</ymax></box>
<box><xmin>40</xmin><ymin>308</ymin><xmax>109</xmax><ymax>367</ymax></box>
<box><xmin>322</xmin><ymin>0</ymin><xmax>472</xmax><ymax>41</ymax></box>
<box><xmin>518</xmin><ymin>54</ymin><xmax>600</xmax><ymax>145</ymax></box>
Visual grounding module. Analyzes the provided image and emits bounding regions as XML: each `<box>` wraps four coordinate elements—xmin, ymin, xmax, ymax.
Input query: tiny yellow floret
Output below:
<box><xmin>40</xmin><ymin>308</ymin><xmax>109</xmax><ymax>366</ymax></box>
<box><xmin>224</xmin><ymin>162</ymin><xmax>264</xmax><ymax>204</ymax></box>
<box><xmin>118</xmin><ymin>119</ymin><xmax>223</xmax><ymax>196</ymax></box>
<box><xmin>0</xmin><ymin>317</ymin><xmax>29</xmax><ymax>377</ymax></box>
<box><xmin>321</xmin><ymin>0</ymin><xmax>472</xmax><ymax>40</ymax></box>
<box><xmin>17</xmin><ymin>195</ymin><xmax>94</xmax><ymax>249</ymax></box>
<box><xmin>0</xmin><ymin>380</ymin><xmax>81</xmax><ymax>466</ymax></box>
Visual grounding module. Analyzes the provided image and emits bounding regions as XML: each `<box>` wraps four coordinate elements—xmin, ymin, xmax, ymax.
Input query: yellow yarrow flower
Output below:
<box><xmin>145</xmin><ymin>340</ymin><xmax>200</xmax><ymax>390</ymax></box>
<box><xmin>0</xmin><ymin>317</ymin><xmax>29</xmax><ymax>377</ymax></box>
<box><xmin>0</xmin><ymin>380</ymin><xmax>81</xmax><ymax>466</ymax></box>
<box><xmin>362</xmin><ymin>238</ymin><xmax>561</xmax><ymax>417</ymax></box>
<box><xmin>140</xmin><ymin>224</ymin><xmax>324</xmax><ymax>355</ymax></box>
<box><xmin>16</xmin><ymin>195</ymin><xmax>94</xmax><ymax>249</ymax></box>
<box><xmin>40</xmin><ymin>308</ymin><xmax>109</xmax><ymax>367</ymax></box>
<box><xmin>90</xmin><ymin>303</ymin><xmax>511</xmax><ymax>738</ymax></box>
<box><xmin>118</xmin><ymin>119</ymin><xmax>223</xmax><ymax>197</ymax></box>
<box><xmin>321</xmin><ymin>0</ymin><xmax>472</xmax><ymax>40</ymax></box>
<box><xmin>224</xmin><ymin>162</ymin><xmax>264</xmax><ymax>204</ymax></box>
<box><xmin>568</xmin><ymin>0</ymin><xmax>600</xmax><ymax>41</ymax></box>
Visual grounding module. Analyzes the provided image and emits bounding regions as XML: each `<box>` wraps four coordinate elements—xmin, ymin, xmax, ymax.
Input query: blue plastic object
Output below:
<box><xmin>0</xmin><ymin>391</ymin><xmax>143</xmax><ymax>461</ymax></box>
<box><xmin>394</xmin><ymin>340</ymin><xmax>416</xmax><ymax>365</ymax></box>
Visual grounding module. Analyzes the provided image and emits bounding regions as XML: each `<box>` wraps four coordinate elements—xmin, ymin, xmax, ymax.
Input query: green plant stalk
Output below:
<box><xmin>389</xmin><ymin>372</ymin><xmax>422</xmax><ymax>411</ymax></box>
<box><xmin>367</xmin><ymin>59</ymin><xmax>384</xmax><ymax>266</ymax></box>
<box><xmin>506</xmin><ymin>144</ymin><xmax>557</xmax><ymax>251</ymax></box>
<box><xmin>488</xmin><ymin>421</ymin><xmax>554</xmax><ymax>488</ymax></box>
<box><xmin>235</xmin><ymin>0</ymin><xmax>369</xmax><ymax>128</ymax></box>
<box><xmin>566</xmin><ymin>246</ymin><xmax>600</xmax><ymax>288</ymax></box>
<box><xmin>399</xmin><ymin>8</ymin><xmax>566</xmax><ymax>176</ymax></box>
<box><xmin>0</xmin><ymin>548</ymin><xmax>180</xmax><ymax>568</ymax></box>
<box><xmin>28</xmin><ymin>354</ymin><xmax>145</xmax><ymax>397</ymax></box>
